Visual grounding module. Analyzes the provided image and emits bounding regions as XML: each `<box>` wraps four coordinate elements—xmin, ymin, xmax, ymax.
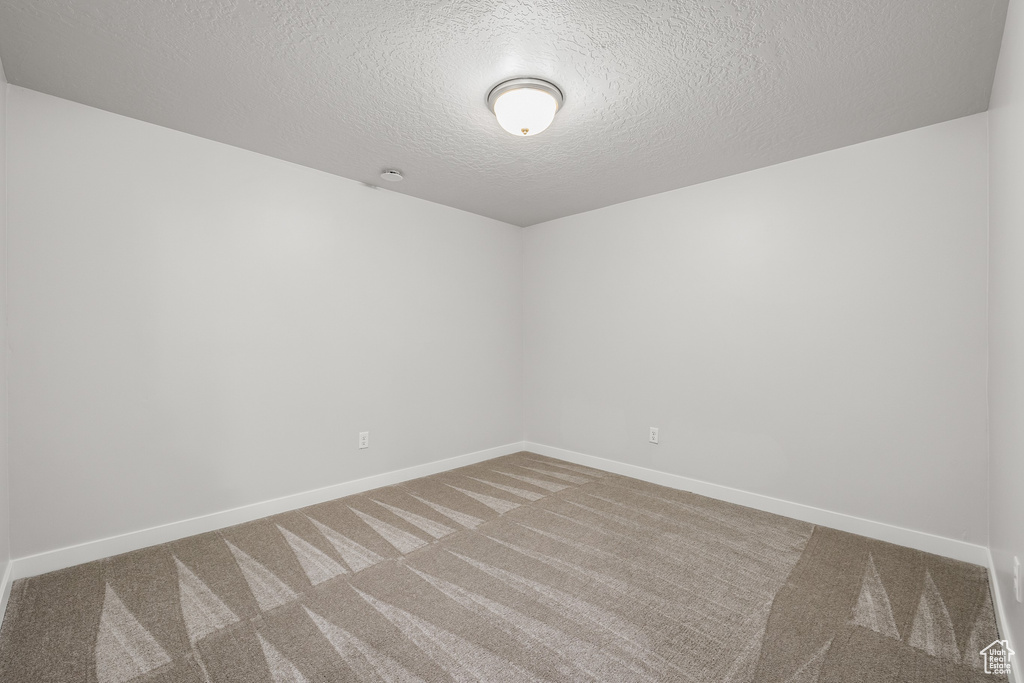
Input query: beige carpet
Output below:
<box><xmin>0</xmin><ymin>452</ymin><xmax>1006</xmax><ymax>682</ymax></box>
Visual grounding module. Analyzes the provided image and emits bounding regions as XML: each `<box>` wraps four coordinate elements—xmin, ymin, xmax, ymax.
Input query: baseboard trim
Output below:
<box><xmin>988</xmin><ymin>550</ymin><xmax>1022</xmax><ymax>683</ymax></box>
<box><xmin>9</xmin><ymin>441</ymin><xmax>527</xmax><ymax>582</ymax></box>
<box><xmin>0</xmin><ymin>560</ymin><xmax>13</xmax><ymax>630</ymax></box>
<box><xmin>525</xmin><ymin>442</ymin><xmax>989</xmax><ymax>566</ymax></box>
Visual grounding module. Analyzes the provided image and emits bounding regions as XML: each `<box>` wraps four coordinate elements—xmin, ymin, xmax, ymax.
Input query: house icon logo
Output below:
<box><xmin>980</xmin><ymin>639</ymin><xmax>1015</xmax><ymax>675</ymax></box>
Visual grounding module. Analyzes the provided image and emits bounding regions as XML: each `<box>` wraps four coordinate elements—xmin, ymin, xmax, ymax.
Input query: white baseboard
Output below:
<box><xmin>525</xmin><ymin>442</ymin><xmax>990</xmax><ymax>566</ymax></box>
<box><xmin>8</xmin><ymin>441</ymin><xmax>527</xmax><ymax>583</ymax></box>
<box><xmin>2</xmin><ymin>438</ymin><xmax>1010</xmax><ymax>673</ymax></box>
<box><xmin>988</xmin><ymin>550</ymin><xmax>1022</xmax><ymax>683</ymax></box>
<box><xmin>0</xmin><ymin>560</ymin><xmax>12</xmax><ymax>630</ymax></box>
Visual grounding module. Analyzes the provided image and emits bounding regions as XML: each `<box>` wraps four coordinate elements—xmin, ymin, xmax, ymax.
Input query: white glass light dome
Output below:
<box><xmin>487</xmin><ymin>78</ymin><xmax>564</xmax><ymax>137</ymax></box>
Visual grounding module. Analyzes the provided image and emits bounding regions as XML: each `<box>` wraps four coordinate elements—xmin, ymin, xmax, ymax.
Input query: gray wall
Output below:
<box><xmin>6</xmin><ymin>87</ymin><xmax>523</xmax><ymax>558</ymax></box>
<box><xmin>0</xmin><ymin>56</ymin><xmax>9</xmax><ymax>584</ymax></box>
<box><xmin>989</xmin><ymin>0</ymin><xmax>1024</xmax><ymax>653</ymax></box>
<box><xmin>524</xmin><ymin>114</ymin><xmax>990</xmax><ymax>544</ymax></box>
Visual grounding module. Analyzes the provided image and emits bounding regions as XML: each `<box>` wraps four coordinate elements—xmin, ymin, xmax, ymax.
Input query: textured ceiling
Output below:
<box><xmin>0</xmin><ymin>0</ymin><xmax>1009</xmax><ymax>226</ymax></box>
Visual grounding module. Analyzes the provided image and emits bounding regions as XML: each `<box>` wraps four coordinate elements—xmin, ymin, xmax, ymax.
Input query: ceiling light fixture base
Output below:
<box><xmin>486</xmin><ymin>77</ymin><xmax>564</xmax><ymax>111</ymax></box>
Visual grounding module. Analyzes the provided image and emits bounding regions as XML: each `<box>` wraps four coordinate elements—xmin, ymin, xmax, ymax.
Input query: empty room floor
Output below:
<box><xmin>0</xmin><ymin>453</ymin><xmax>1005</xmax><ymax>682</ymax></box>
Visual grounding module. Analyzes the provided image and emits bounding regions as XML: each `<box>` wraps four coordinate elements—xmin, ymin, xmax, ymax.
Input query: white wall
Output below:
<box><xmin>0</xmin><ymin>72</ymin><xmax>1000</xmax><ymax>578</ymax></box>
<box><xmin>989</xmin><ymin>0</ymin><xmax>1024</xmax><ymax>652</ymax></box>
<box><xmin>0</xmin><ymin>58</ymin><xmax>10</xmax><ymax>583</ymax></box>
<box><xmin>524</xmin><ymin>114</ymin><xmax>990</xmax><ymax>545</ymax></box>
<box><xmin>5</xmin><ymin>87</ymin><xmax>523</xmax><ymax>559</ymax></box>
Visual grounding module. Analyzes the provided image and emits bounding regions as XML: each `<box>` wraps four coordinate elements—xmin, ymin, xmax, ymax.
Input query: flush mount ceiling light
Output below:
<box><xmin>487</xmin><ymin>78</ymin><xmax>564</xmax><ymax>137</ymax></box>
